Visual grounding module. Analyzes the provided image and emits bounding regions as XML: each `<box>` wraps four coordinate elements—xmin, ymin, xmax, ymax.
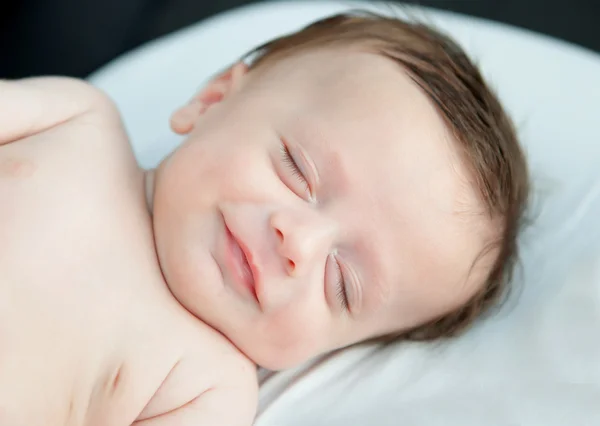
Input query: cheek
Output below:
<box><xmin>155</xmin><ymin>221</ymin><xmax>214</xmax><ymax>308</ymax></box>
<box><xmin>153</xmin><ymin>177</ymin><xmax>225</xmax><ymax>320</ymax></box>
<box><xmin>192</xmin><ymin>141</ymin><xmax>279</xmax><ymax>203</ymax></box>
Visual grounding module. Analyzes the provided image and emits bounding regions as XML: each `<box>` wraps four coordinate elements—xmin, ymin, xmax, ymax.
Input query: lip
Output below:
<box><xmin>222</xmin><ymin>216</ymin><xmax>260</xmax><ymax>304</ymax></box>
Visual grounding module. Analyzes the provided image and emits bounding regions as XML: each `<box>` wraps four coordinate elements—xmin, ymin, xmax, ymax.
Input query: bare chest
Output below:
<box><xmin>0</xmin><ymin>129</ymin><xmax>156</xmax><ymax>317</ymax></box>
<box><xmin>0</xmin><ymin>133</ymin><xmax>178</xmax><ymax>425</ymax></box>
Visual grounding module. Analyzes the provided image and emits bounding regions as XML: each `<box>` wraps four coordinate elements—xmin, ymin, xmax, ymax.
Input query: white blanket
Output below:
<box><xmin>89</xmin><ymin>2</ymin><xmax>600</xmax><ymax>424</ymax></box>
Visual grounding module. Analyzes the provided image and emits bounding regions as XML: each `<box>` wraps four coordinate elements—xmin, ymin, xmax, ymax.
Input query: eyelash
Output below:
<box><xmin>334</xmin><ymin>258</ymin><xmax>350</xmax><ymax>311</ymax></box>
<box><xmin>280</xmin><ymin>144</ymin><xmax>311</xmax><ymax>195</ymax></box>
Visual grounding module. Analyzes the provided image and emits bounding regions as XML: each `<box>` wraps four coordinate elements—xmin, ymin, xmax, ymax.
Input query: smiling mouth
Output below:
<box><xmin>223</xmin><ymin>220</ymin><xmax>258</xmax><ymax>302</ymax></box>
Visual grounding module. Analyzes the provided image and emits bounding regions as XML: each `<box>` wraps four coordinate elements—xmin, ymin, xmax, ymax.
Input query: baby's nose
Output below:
<box><xmin>270</xmin><ymin>209</ymin><xmax>336</xmax><ymax>277</ymax></box>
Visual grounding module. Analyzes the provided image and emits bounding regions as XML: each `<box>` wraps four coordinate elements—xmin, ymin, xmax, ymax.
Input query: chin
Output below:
<box><xmin>238</xmin><ymin>339</ymin><xmax>322</xmax><ymax>371</ymax></box>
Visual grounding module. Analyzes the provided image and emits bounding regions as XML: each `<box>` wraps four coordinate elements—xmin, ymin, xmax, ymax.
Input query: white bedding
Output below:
<box><xmin>89</xmin><ymin>2</ymin><xmax>600</xmax><ymax>424</ymax></box>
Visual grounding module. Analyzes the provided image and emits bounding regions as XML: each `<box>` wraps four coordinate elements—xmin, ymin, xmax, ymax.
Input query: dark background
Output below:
<box><xmin>1</xmin><ymin>0</ymin><xmax>599</xmax><ymax>79</ymax></box>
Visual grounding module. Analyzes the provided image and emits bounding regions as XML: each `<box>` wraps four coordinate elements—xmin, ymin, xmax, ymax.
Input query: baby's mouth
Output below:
<box><xmin>235</xmin><ymin>238</ymin><xmax>254</xmax><ymax>285</ymax></box>
<box><xmin>223</xmin><ymin>221</ymin><xmax>258</xmax><ymax>302</ymax></box>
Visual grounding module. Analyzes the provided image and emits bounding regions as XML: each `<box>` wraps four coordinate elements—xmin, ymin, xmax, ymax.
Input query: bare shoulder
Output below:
<box><xmin>0</xmin><ymin>76</ymin><xmax>117</xmax><ymax>117</ymax></box>
<box><xmin>0</xmin><ymin>76</ymin><xmax>127</xmax><ymax>150</ymax></box>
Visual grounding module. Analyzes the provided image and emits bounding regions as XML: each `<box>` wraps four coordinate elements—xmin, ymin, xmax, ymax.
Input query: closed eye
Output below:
<box><xmin>280</xmin><ymin>143</ymin><xmax>311</xmax><ymax>197</ymax></box>
<box><xmin>334</xmin><ymin>258</ymin><xmax>350</xmax><ymax>312</ymax></box>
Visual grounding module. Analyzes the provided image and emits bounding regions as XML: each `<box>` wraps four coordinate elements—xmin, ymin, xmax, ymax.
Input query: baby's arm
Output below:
<box><xmin>134</xmin><ymin>372</ymin><xmax>258</xmax><ymax>426</ymax></box>
<box><xmin>0</xmin><ymin>77</ymin><xmax>115</xmax><ymax>145</ymax></box>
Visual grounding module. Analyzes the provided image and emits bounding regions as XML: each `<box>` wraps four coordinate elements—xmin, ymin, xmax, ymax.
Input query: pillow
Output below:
<box><xmin>89</xmin><ymin>2</ymin><xmax>600</xmax><ymax>425</ymax></box>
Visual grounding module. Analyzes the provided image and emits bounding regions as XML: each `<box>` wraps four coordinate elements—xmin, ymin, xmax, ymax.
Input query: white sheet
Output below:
<box><xmin>89</xmin><ymin>2</ymin><xmax>600</xmax><ymax>424</ymax></box>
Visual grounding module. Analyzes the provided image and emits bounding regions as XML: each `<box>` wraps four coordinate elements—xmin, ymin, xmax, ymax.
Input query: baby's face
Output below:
<box><xmin>152</xmin><ymin>48</ymin><xmax>491</xmax><ymax>369</ymax></box>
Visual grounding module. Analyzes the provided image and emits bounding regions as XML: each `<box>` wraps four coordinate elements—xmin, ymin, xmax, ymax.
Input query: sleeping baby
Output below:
<box><xmin>0</xmin><ymin>11</ymin><xmax>529</xmax><ymax>426</ymax></box>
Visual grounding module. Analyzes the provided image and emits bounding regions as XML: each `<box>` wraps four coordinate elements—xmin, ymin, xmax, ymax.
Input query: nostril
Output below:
<box><xmin>286</xmin><ymin>259</ymin><xmax>296</xmax><ymax>274</ymax></box>
<box><xmin>276</xmin><ymin>229</ymin><xmax>283</xmax><ymax>241</ymax></box>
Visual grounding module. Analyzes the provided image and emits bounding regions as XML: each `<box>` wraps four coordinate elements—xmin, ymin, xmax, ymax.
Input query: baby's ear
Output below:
<box><xmin>170</xmin><ymin>62</ymin><xmax>249</xmax><ymax>135</ymax></box>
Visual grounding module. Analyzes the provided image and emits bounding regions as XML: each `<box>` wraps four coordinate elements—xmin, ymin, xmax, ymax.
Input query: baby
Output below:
<box><xmin>0</xmin><ymin>11</ymin><xmax>529</xmax><ymax>426</ymax></box>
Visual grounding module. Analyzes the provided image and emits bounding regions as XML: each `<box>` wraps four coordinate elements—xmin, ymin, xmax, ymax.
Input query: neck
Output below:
<box><xmin>144</xmin><ymin>169</ymin><xmax>155</xmax><ymax>215</ymax></box>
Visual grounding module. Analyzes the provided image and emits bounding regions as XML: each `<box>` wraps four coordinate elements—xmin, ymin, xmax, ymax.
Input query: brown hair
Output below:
<box><xmin>242</xmin><ymin>10</ymin><xmax>530</xmax><ymax>341</ymax></box>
